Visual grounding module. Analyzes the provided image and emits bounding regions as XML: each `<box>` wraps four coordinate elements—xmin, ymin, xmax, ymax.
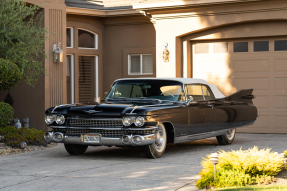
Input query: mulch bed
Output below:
<box><xmin>0</xmin><ymin>142</ymin><xmax>57</xmax><ymax>156</ymax></box>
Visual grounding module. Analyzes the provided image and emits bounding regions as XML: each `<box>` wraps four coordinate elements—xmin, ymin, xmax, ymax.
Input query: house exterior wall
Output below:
<box><xmin>143</xmin><ymin>0</ymin><xmax>287</xmax><ymax>133</ymax></box>
<box><xmin>102</xmin><ymin>16</ymin><xmax>156</xmax><ymax>93</ymax></box>
<box><xmin>0</xmin><ymin>0</ymin><xmax>66</xmax><ymax>131</ymax></box>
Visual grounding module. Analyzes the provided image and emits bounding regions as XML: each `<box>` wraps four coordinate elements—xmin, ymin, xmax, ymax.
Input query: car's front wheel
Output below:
<box><xmin>64</xmin><ymin>144</ymin><xmax>88</xmax><ymax>155</ymax></box>
<box><xmin>216</xmin><ymin>129</ymin><xmax>236</xmax><ymax>145</ymax></box>
<box><xmin>143</xmin><ymin>123</ymin><xmax>167</xmax><ymax>159</ymax></box>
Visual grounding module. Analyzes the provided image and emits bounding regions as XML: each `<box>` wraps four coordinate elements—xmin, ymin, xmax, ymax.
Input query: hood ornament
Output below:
<box><xmin>83</xmin><ymin>110</ymin><xmax>102</xmax><ymax>114</ymax></box>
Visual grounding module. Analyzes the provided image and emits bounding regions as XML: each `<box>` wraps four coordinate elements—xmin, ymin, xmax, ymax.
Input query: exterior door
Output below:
<box><xmin>66</xmin><ymin>55</ymin><xmax>98</xmax><ymax>104</ymax></box>
<box><xmin>186</xmin><ymin>84</ymin><xmax>216</xmax><ymax>135</ymax></box>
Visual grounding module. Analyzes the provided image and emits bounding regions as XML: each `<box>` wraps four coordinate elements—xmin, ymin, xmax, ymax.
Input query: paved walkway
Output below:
<box><xmin>0</xmin><ymin>133</ymin><xmax>287</xmax><ymax>191</ymax></box>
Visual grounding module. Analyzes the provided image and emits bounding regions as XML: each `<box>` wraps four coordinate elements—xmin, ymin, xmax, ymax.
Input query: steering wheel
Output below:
<box><xmin>160</xmin><ymin>92</ymin><xmax>175</xmax><ymax>97</ymax></box>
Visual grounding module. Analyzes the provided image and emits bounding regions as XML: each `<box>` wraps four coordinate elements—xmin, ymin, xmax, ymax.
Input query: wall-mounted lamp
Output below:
<box><xmin>162</xmin><ymin>42</ymin><xmax>169</xmax><ymax>63</ymax></box>
<box><xmin>53</xmin><ymin>42</ymin><xmax>63</xmax><ymax>63</ymax></box>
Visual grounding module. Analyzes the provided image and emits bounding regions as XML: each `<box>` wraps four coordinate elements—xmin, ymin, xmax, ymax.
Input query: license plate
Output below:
<box><xmin>81</xmin><ymin>134</ymin><xmax>101</xmax><ymax>143</ymax></box>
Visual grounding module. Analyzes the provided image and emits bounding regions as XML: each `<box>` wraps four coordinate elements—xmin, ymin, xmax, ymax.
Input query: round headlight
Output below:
<box><xmin>45</xmin><ymin>114</ymin><xmax>55</xmax><ymax>124</ymax></box>
<box><xmin>56</xmin><ymin>115</ymin><xmax>65</xmax><ymax>125</ymax></box>
<box><xmin>122</xmin><ymin>116</ymin><xmax>133</xmax><ymax>126</ymax></box>
<box><xmin>134</xmin><ymin>116</ymin><xmax>145</xmax><ymax>127</ymax></box>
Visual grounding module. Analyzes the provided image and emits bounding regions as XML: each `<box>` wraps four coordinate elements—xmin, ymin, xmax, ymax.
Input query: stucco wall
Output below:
<box><xmin>102</xmin><ymin>16</ymin><xmax>156</xmax><ymax>93</ymax></box>
<box><xmin>149</xmin><ymin>1</ymin><xmax>287</xmax><ymax>77</ymax></box>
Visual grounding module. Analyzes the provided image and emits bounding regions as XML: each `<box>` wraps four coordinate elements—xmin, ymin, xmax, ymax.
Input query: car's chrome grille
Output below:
<box><xmin>68</xmin><ymin>118</ymin><xmax>123</xmax><ymax>128</ymax></box>
<box><xmin>53</xmin><ymin>128</ymin><xmax>154</xmax><ymax>138</ymax></box>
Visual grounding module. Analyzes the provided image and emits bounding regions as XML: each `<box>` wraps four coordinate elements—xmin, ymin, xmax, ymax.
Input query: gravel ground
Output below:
<box><xmin>0</xmin><ymin>142</ymin><xmax>57</xmax><ymax>156</ymax></box>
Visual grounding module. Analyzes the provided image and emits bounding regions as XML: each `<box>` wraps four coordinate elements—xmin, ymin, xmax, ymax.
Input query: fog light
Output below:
<box><xmin>44</xmin><ymin>132</ymin><xmax>53</xmax><ymax>142</ymax></box>
<box><xmin>132</xmin><ymin>136</ymin><xmax>142</xmax><ymax>144</ymax></box>
<box><xmin>52</xmin><ymin>132</ymin><xmax>64</xmax><ymax>142</ymax></box>
<box><xmin>122</xmin><ymin>135</ymin><xmax>130</xmax><ymax>144</ymax></box>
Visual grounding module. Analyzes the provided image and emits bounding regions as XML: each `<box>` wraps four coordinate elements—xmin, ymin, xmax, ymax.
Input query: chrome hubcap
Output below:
<box><xmin>226</xmin><ymin>129</ymin><xmax>235</xmax><ymax>140</ymax></box>
<box><xmin>155</xmin><ymin>126</ymin><xmax>166</xmax><ymax>152</ymax></box>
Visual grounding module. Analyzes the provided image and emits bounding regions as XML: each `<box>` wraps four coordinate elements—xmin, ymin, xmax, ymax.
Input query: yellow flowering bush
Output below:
<box><xmin>196</xmin><ymin>146</ymin><xmax>284</xmax><ymax>189</ymax></box>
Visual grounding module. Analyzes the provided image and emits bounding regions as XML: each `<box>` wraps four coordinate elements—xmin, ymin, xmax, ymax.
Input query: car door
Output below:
<box><xmin>186</xmin><ymin>84</ymin><xmax>216</xmax><ymax>135</ymax></box>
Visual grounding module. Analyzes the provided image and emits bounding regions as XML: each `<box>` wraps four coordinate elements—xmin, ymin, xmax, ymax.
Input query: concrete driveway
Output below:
<box><xmin>0</xmin><ymin>133</ymin><xmax>287</xmax><ymax>191</ymax></box>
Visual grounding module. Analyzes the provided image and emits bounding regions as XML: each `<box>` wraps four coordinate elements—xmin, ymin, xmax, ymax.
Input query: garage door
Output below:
<box><xmin>192</xmin><ymin>37</ymin><xmax>287</xmax><ymax>133</ymax></box>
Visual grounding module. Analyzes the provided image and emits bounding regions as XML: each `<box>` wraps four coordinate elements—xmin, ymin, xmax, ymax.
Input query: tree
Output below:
<box><xmin>0</xmin><ymin>0</ymin><xmax>47</xmax><ymax>87</ymax></box>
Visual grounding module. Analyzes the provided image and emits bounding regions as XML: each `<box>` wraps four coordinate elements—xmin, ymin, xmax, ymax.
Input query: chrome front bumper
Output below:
<box><xmin>44</xmin><ymin>131</ymin><xmax>156</xmax><ymax>146</ymax></box>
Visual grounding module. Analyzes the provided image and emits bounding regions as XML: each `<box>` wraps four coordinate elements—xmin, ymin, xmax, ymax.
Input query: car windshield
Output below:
<box><xmin>106</xmin><ymin>80</ymin><xmax>185</xmax><ymax>102</ymax></box>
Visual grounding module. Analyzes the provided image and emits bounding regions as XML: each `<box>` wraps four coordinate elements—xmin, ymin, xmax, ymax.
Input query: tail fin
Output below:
<box><xmin>225</xmin><ymin>89</ymin><xmax>255</xmax><ymax>104</ymax></box>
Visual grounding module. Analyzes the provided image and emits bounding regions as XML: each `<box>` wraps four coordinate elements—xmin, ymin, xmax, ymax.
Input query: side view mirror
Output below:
<box><xmin>188</xmin><ymin>95</ymin><xmax>193</xmax><ymax>102</ymax></box>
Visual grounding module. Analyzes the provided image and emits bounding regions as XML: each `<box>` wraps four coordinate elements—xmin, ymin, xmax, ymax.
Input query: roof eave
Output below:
<box><xmin>132</xmin><ymin>0</ymin><xmax>265</xmax><ymax>11</ymax></box>
<box><xmin>66</xmin><ymin>6</ymin><xmax>141</xmax><ymax>17</ymax></box>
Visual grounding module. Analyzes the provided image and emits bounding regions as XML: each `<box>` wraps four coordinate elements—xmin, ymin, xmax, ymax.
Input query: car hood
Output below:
<box><xmin>45</xmin><ymin>101</ymin><xmax>184</xmax><ymax>118</ymax></box>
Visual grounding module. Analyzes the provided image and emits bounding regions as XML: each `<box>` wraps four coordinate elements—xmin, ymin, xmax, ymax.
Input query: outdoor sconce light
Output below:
<box><xmin>210</xmin><ymin>153</ymin><xmax>219</xmax><ymax>180</ymax></box>
<box><xmin>53</xmin><ymin>42</ymin><xmax>63</xmax><ymax>63</ymax></box>
<box><xmin>162</xmin><ymin>42</ymin><xmax>170</xmax><ymax>63</ymax></box>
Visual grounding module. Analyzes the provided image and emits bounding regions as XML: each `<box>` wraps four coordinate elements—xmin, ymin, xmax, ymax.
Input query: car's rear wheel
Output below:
<box><xmin>143</xmin><ymin>123</ymin><xmax>167</xmax><ymax>159</ymax></box>
<box><xmin>64</xmin><ymin>144</ymin><xmax>88</xmax><ymax>155</ymax></box>
<box><xmin>216</xmin><ymin>129</ymin><xmax>236</xmax><ymax>145</ymax></box>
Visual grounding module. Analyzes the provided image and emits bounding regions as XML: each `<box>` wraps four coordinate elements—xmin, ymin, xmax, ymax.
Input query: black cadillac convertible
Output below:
<box><xmin>44</xmin><ymin>78</ymin><xmax>258</xmax><ymax>158</ymax></box>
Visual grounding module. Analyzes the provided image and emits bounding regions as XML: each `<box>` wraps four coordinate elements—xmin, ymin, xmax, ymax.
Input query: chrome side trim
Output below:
<box><xmin>174</xmin><ymin>129</ymin><xmax>227</xmax><ymax>144</ymax></box>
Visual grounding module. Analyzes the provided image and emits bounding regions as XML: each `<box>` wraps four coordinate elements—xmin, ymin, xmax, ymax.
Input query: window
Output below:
<box><xmin>194</xmin><ymin>43</ymin><xmax>209</xmax><ymax>54</ymax></box>
<box><xmin>186</xmin><ymin>85</ymin><xmax>204</xmax><ymax>101</ymax></box>
<box><xmin>66</xmin><ymin>55</ymin><xmax>74</xmax><ymax>104</ymax></box>
<box><xmin>78</xmin><ymin>29</ymin><xmax>98</xmax><ymax>49</ymax></box>
<box><xmin>275</xmin><ymin>40</ymin><xmax>287</xmax><ymax>51</ymax></box>
<box><xmin>254</xmin><ymin>41</ymin><xmax>269</xmax><ymax>52</ymax></box>
<box><xmin>66</xmin><ymin>28</ymin><xmax>74</xmax><ymax>48</ymax></box>
<box><xmin>213</xmin><ymin>42</ymin><xmax>228</xmax><ymax>53</ymax></box>
<box><xmin>78</xmin><ymin>56</ymin><xmax>98</xmax><ymax>103</ymax></box>
<box><xmin>233</xmin><ymin>42</ymin><xmax>248</xmax><ymax>52</ymax></box>
<box><xmin>106</xmin><ymin>80</ymin><xmax>184</xmax><ymax>102</ymax></box>
<box><xmin>202</xmin><ymin>85</ymin><xmax>215</xmax><ymax>100</ymax></box>
<box><xmin>129</xmin><ymin>54</ymin><xmax>153</xmax><ymax>75</ymax></box>
<box><xmin>186</xmin><ymin>84</ymin><xmax>214</xmax><ymax>101</ymax></box>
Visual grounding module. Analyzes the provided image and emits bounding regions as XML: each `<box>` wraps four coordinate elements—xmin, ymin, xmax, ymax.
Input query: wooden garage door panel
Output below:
<box><xmin>193</xmin><ymin>61</ymin><xmax>230</xmax><ymax>79</ymax></box>
<box><xmin>233</xmin><ymin>59</ymin><xmax>269</xmax><ymax>72</ymax></box>
<box><xmin>274</xmin><ymin>96</ymin><xmax>287</xmax><ymax>108</ymax></box>
<box><xmin>275</xmin><ymin>78</ymin><xmax>287</xmax><ymax>90</ymax></box>
<box><xmin>275</xmin><ymin>59</ymin><xmax>287</xmax><ymax>72</ymax></box>
<box><xmin>253</xmin><ymin>95</ymin><xmax>269</xmax><ymax>109</ymax></box>
<box><xmin>233</xmin><ymin>78</ymin><xmax>269</xmax><ymax>90</ymax></box>
<box><xmin>192</xmin><ymin>38</ymin><xmax>287</xmax><ymax>133</ymax></box>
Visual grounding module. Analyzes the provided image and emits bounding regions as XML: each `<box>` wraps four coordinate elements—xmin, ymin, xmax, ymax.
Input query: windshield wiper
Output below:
<box><xmin>132</xmin><ymin>97</ymin><xmax>162</xmax><ymax>103</ymax></box>
<box><xmin>106</xmin><ymin>97</ymin><xmax>132</xmax><ymax>101</ymax></box>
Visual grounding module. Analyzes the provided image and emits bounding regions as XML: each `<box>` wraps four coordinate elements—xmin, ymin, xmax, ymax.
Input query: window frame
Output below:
<box><xmin>66</xmin><ymin>27</ymin><xmax>74</xmax><ymax>48</ymax></box>
<box><xmin>78</xmin><ymin>28</ymin><xmax>98</xmax><ymax>50</ymax></box>
<box><xmin>128</xmin><ymin>54</ymin><xmax>153</xmax><ymax>75</ymax></box>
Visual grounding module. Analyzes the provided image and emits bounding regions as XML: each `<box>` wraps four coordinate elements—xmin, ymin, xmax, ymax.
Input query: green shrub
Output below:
<box><xmin>0</xmin><ymin>102</ymin><xmax>14</xmax><ymax>127</ymax></box>
<box><xmin>284</xmin><ymin>150</ymin><xmax>287</xmax><ymax>157</ymax></box>
<box><xmin>196</xmin><ymin>147</ymin><xmax>284</xmax><ymax>189</ymax></box>
<box><xmin>0</xmin><ymin>58</ymin><xmax>21</xmax><ymax>91</ymax></box>
<box><xmin>0</xmin><ymin>126</ymin><xmax>46</xmax><ymax>147</ymax></box>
